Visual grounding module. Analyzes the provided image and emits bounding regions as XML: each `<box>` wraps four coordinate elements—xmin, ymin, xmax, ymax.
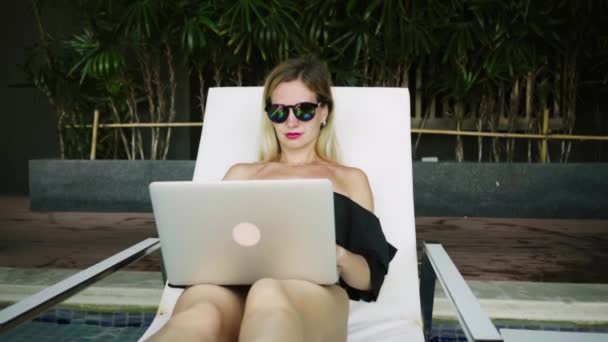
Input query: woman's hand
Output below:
<box><xmin>335</xmin><ymin>245</ymin><xmax>372</xmax><ymax>290</ymax></box>
<box><xmin>336</xmin><ymin>245</ymin><xmax>348</xmax><ymax>275</ymax></box>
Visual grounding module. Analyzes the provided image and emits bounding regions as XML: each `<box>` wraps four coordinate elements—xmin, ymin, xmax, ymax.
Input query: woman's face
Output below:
<box><xmin>269</xmin><ymin>80</ymin><xmax>328</xmax><ymax>150</ymax></box>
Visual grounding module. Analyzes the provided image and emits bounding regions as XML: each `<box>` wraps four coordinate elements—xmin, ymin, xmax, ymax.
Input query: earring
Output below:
<box><xmin>321</xmin><ymin>121</ymin><xmax>326</xmax><ymax>128</ymax></box>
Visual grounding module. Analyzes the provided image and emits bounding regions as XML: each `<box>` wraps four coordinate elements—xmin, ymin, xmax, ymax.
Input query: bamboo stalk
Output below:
<box><xmin>67</xmin><ymin>122</ymin><xmax>608</xmax><ymax>141</ymax></box>
<box><xmin>411</xmin><ymin>128</ymin><xmax>608</xmax><ymax>140</ymax></box>
<box><xmin>415</xmin><ymin>65</ymin><xmax>422</xmax><ymax>119</ymax></box>
<box><xmin>546</xmin><ymin>134</ymin><xmax>608</xmax><ymax>141</ymax></box>
<box><xmin>68</xmin><ymin>122</ymin><xmax>203</xmax><ymax>128</ymax></box>
<box><xmin>89</xmin><ymin>109</ymin><xmax>100</xmax><ymax>160</ymax></box>
<box><xmin>540</xmin><ymin>108</ymin><xmax>549</xmax><ymax>162</ymax></box>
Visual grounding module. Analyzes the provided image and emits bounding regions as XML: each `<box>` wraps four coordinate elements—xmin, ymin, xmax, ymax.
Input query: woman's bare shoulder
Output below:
<box><xmin>223</xmin><ymin>162</ymin><xmax>266</xmax><ymax>180</ymax></box>
<box><xmin>330</xmin><ymin>164</ymin><xmax>374</xmax><ymax>212</ymax></box>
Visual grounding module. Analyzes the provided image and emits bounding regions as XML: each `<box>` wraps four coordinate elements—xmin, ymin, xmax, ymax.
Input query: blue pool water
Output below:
<box><xmin>0</xmin><ymin>309</ymin><xmax>154</xmax><ymax>341</ymax></box>
<box><xmin>1</xmin><ymin>308</ymin><xmax>607</xmax><ymax>341</ymax></box>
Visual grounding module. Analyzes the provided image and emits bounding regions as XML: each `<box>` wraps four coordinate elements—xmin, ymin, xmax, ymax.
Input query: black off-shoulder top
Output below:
<box><xmin>333</xmin><ymin>192</ymin><xmax>398</xmax><ymax>302</ymax></box>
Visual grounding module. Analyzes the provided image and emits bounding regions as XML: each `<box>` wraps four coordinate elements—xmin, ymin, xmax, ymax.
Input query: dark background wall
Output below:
<box><xmin>0</xmin><ymin>2</ymin><xmax>191</xmax><ymax>195</ymax></box>
<box><xmin>1</xmin><ymin>2</ymin><xmax>60</xmax><ymax>195</ymax></box>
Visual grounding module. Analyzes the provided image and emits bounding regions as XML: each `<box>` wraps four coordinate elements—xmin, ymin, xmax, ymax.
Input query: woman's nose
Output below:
<box><xmin>285</xmin><ymin>108</ymin><xmax>299</xmax><ymax>127</ymax></box>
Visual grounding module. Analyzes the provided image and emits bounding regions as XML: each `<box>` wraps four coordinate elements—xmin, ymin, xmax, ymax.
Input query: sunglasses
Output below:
<box><xmin>265</xmin><ymin>102</ymin><xmax>320</xmax><ymax>123</ymax></box>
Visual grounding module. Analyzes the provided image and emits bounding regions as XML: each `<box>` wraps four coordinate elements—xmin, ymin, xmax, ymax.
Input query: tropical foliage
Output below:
<box><xmin>25</xmin><ymin>0</ymin><xmax>608</xmax><ymax>161</ymax></box>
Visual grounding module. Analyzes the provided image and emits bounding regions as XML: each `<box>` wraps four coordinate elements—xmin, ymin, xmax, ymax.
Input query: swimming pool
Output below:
<box><xmin>1</xmin><ymin>308</ymin><xmax>607</xmax><ymax>341</ymax></box>
<box><xmin>0</xmin><ymin>308</ymin><xmax>153</xmax><ymax>341</ymax></box>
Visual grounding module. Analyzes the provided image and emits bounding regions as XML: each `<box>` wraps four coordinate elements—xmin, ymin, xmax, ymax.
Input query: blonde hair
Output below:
<box><xmin>259</xmin><ymin>56</ymin><xmax>340</xmax><ymax>163</ymax></box>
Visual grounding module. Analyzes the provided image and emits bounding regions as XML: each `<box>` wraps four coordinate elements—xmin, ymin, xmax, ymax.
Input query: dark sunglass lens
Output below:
<box><xmin>267</xmin><ymin>105</ymin><xmax>288</xmax><ymax>123</ymax></box>
<box><xmin>294</xmin><ymin>103</ymin><xmax>316</xmax><ymax>121</ymax></box>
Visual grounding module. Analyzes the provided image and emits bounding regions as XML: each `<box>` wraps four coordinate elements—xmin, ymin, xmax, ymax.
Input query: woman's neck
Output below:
<box><xmin>278</xmin><ymin>149</ymin><xmax>320</xmax><ymax>166</ymax></box>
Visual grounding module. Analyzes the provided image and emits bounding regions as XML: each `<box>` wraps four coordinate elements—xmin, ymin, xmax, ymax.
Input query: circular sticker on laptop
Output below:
<box><xmin>232</xmin><ymin>222</ymin><xmax>261</xmax><ymax>247</ymax></box>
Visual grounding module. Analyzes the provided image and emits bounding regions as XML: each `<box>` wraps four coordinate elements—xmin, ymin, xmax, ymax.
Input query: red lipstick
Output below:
<box><xmin>285</xmin><ymin>132</ymin><xmax>302</xmax><ymax>140</ymax></box>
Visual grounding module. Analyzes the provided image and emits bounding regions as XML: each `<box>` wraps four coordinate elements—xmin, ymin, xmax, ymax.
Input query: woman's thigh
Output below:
<box><xmin>173</xmin><ymin>284</ymin><xmax>249</xmax><ymax>337</ymax></box>
<box><xmin>285</xmin><ymin>281</ymin><xmax>349</xmax><ymax>341</ymax></box>
<box><xmin>252</xmin><ymin>280</ymin><xmax>350</xmax><ymax>342</ymax></box>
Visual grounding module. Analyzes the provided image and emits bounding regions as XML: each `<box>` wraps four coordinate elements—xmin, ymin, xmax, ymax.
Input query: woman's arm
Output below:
<box><xmin>336</xmin><ymin>168</ymin><xmax>375</xmax><ymax>291</ymax></box>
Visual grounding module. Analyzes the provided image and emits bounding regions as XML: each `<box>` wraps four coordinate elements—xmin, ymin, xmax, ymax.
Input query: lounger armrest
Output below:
<box><xmin>420</xmin><ymin>242</ymin><xmax>502</xmax><ymax>342</ymax></box>
<box><xmin>0</xmin><ymin>238</ymin><xmax>161</xmax><ymax>333</ymax></box>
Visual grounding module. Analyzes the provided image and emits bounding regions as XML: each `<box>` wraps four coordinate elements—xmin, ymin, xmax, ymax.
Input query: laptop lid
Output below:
<box><xmin>149</xmin><ymin>179</ymin><xmax>338</xmax><ymax>286</ymax></box>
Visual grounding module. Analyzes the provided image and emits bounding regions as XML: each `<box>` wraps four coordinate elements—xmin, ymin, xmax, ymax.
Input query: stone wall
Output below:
<box><xmin>29</xmin><ymin>160</ymin><xmax>608</xmax><ymax>219</ymax></box>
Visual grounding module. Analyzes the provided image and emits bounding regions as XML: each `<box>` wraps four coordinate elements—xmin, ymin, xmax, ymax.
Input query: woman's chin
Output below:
<box><xmin>280</xmin><ymin>138</ymin><xmax>310</xmax><ymax>149</ymax></box>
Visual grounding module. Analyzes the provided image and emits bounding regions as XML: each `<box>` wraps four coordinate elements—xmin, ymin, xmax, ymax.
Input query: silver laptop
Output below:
<box><xmin>149</xmin><ymin>179</ymin><xmax>338</xmax><ymax>287</ymax></box>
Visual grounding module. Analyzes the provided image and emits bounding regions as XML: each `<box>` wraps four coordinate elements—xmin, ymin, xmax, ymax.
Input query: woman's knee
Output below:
<box><xmin>168</xmin><ymin>301</ymin><xmax>223</xmax><ymax>340</ymax></box>
<box><xmin>246</xmin><ymin>278</ymin><xmax>290</xmax><ymax>306</ymax></box>
<box><xmin>175</xmin><ymin>284</ymin><xmax>226</xmax><ymax>312</ymax></box>
<box><xmin>240</xmin><ymin>295</ymin><xmax>304</xmax><ymax>342</ymax></box>
<box><xmin>245</xmin><ymin>278</ymin><xmax>298</xmax><ymax>315</ymax></box>
<box><xmin>242</xmin><ymin>281</ymin><xmax>304</xmax><ymax>336</ymax></box>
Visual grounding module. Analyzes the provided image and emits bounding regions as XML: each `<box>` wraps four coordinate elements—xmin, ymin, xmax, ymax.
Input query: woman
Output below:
<box><xmin>150</xmin><ymin>56</ymin><xmax>396</xmax><ymax>342</ymax></box>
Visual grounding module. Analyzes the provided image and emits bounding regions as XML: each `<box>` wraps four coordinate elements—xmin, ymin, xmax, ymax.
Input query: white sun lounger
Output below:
<box><xmin>138</xmin><ymin>86</ymin><xmax>501</xmax><ymax>341</ymax></box>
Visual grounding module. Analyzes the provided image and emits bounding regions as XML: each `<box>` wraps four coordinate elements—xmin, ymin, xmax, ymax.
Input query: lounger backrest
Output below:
<box><xmin>193</xmin><ymin>87</ymin><xmax>421</xmax><ymax>327</ymax></box>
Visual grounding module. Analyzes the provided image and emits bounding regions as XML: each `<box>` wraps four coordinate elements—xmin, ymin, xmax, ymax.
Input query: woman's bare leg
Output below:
<box><xmin>239</xmin><ymin>279</ymin><xmax>349</xmax><ymax>342</ymax></box>
<box><xmin>148</xmin><ymin>284</ymin><xmax>247</xmax><ymax>342</ymax></box>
